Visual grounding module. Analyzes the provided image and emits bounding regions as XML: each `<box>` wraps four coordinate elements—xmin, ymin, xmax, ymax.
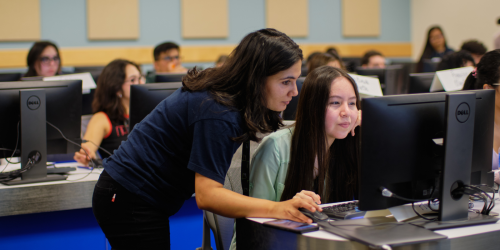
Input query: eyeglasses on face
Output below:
<box><xmin>39</xmin><ymin>56</ymin><xmax>60</xmax><ymax>65</ymax></box>
<box><xmin>160</xmin><ymin>56</ymin><xmax>180</xmax><ymax>61</ymax></box>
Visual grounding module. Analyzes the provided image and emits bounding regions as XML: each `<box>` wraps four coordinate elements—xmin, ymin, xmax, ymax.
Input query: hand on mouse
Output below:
<box><xmin>293</xmin><ymin>190</ymin><xmax>321</xmax><ymax>205</ymax></box>
<box><xmin>270</xmin><ymin>198</ymin><xmax>322</xmax><ymax>224</ymax></box>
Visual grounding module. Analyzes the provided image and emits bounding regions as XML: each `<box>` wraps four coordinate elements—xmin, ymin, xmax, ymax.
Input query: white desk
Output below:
<box><xmin>236</xmin><ymin>200</ymin><xmax>500</xmax><ymax>250</ymax></box>
<box><xmin>0</xmin><ymin>162</ymin><xmax>101</xmax><ymax>217</ymax></box>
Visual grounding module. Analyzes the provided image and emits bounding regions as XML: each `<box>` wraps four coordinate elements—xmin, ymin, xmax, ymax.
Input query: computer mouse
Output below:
<box><xmin>299</xmin><ymin>208</ymin><xmax>328</xmax><ymax>222</ymax></box>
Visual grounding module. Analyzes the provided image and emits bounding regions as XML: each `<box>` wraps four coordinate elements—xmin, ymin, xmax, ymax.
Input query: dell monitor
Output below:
<box><xmin>409</xmin><ymin>73</ymin><xmax>435</xmax><ymax>94</ymax></box>
<box><xmin>129</xmin><ymin>82</ymin><xmax>183</xmax><ymax>131</ymax></box>
<box><xmin>155</xmin><ymin>73</ymin><xmax>186</xmax><ymax>83</ymax></box>
<box><xmin>0</xmin><ymin>80</ymin><xmax>82</xmax><ymax>185</ymax></box>
<box><xmin>359</xmin><ymin>90</ymin><xmax>496</xmax><ymax>229</ymax></box>
<box><xmin>0</xmin><ymin>73</ymin><xmax>21</xmax><ymax>82</ymax></box>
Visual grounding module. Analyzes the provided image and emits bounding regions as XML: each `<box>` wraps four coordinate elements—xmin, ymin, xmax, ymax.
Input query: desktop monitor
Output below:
<box><xmin>0</xmin><ymin>80</ymin><xmax>82</xmax><ymax>185</ymax></box>
<box><xmin>155</xmin><ymin>73</ymin><xmax>186</xmax><ymax>83</ymax></box>
<box><xmin>355</xmin><ymin>65</ymin><xmax>406</xmax><ymax>95</ymax></box>
<box><xmin>0</xmin><ymin>73</ymin><xmax>21</xmax><ymax>82</ymax></box>
<box><xmin>129</xmin><ymin>82</ymin><xmax>183</xmax><ymax>131</ymax></box>
<box><xmin>359</xmin><ymin>90</ymin><xmax>496</xmax><ymax>229</ymax></box>
<box><xmin>409</xmin><ymin>73</ymin><xmax>435</xmax><ymax>94</ymax></box>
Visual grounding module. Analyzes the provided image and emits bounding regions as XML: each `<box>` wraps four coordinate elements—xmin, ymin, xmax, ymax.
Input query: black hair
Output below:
<box><xmin>153</xmin><ymin>42</ymin><xmax>180</xmax><ymax>61</ymax></box>
<box><xmin>436</xmin><ymin>50</ymin><xmax>475</xmax><ymax>71</ymax></box>
<box><xmin>417</xmin><ymin>26</ymin><xmax>449</xmax><ymax>72</ymax></box>
<box><xmin>182</xmin><ymin>28</ymin><xmax>303</xmax><ymax>142</ymax></box>
<box><xmin>461</xmin><ymin>40</ymin><xmax>487</xmax><ymax>56</ymax></box>
<box><xmin>463</xmin><ymin>49</ymin><xmax>500</xmax><ymax>90</ymax></box>
<box><xmin>361</xmin><ymin>50</ymin><xmax>383</xmax><ymax>66</ymax></box>
<box><xmin>25</xmin><ymin>41</ymin><xmax>61</xmax><ymax>77</ymax></box>
<box><xmin>326</xmin><ymin>47</ymin><xmax>339</xmax><ymax>57</ymax></box>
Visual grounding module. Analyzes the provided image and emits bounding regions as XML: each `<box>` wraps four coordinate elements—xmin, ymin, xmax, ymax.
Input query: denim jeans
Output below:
<box><xmin>92</xmin><ymin>170</ymin><xmax>171</xmax><ymax>250</ymax></box>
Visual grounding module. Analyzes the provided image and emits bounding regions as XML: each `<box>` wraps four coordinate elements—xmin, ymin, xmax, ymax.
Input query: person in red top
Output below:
<box><xmin>74</xmin><ymin>59</ymin><xmax>145</xmax><ymax>165</ymax></box>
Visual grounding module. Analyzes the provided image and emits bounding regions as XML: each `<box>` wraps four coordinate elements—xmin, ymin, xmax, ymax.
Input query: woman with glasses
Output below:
<box><xmin>74</xmin><ymin>59</ymin><xmax>145</xmax><ymax>165</ymax></box>
<box><xmin>25</xmin><ymin>41</ymin><xmax>61</xmax><ymax>77</ymax></box>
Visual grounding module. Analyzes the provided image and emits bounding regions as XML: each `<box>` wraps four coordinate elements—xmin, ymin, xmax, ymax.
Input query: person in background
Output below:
<box><xmin>462</xmin><ymin>49</ymin><xmax>500</xmax><ymax>185</ymax></box>
<box><xmin>92</xmin><ymin>29</ymin><xmax>320</xmax><ymax>250</ymax></box>
<box><xmin>360</xmin><ymin>50</ymin><xmax>386</xmax><ymax>69</ymax></box>
<box><xmin>215</xmin><ymin>55</ymin><xmax>228</xmax><ymax>68</ymax></box>
<box><xmin>307</xmin><ymin>53</ymin><xmax>345</xmax><ymax>73</ymax></box>
<box><xmin>460</xmin><ymin>40</ymin><xmax>487</xmax><ymax>64</ymax></box>
<box><xmin>146</xmin><ymin>42</ymin><xmax>187</xmax><ymax>82</ymax></box>
<box><xmin>494</xmin><ymin>18</ymin><xmax>500</xmax><ymax>50</ymax></box>
<box><xmin>74</xmin><ymin>59</ymin><xmax>145</xmax><ymax>165</ymax></box>
<box><xmin>436</xmin><ymin>50</ymin><xmax>475</xmax><ymax>71</ymax></box>
<box><xmin>24</xmin><ymin>41</ymin><xmax>61</xmax><ymax>77</ymax></box>
<box><xmin>326</xmin><ymin>47</ymin><xmax>339</xmax><ymax>57</ymax></box>
<box><xmin>417</xmin><ymin>26</ymin><xmax>454</xmax><ymax>72</ymax></box>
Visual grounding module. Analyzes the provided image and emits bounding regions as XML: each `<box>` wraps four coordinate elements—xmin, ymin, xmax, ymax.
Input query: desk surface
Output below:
<box><xmin>0</xmin><ymin>162</ymin><xmax>101</xmax><ymax>217</ymax></box>
<box><xmin>237</xmin><ymin>200</ymin><xmax>500</xmax><ymax>250</ymax></box>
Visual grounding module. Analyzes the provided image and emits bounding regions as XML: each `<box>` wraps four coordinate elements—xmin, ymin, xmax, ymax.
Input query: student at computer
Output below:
<box><xmin>417</xmin><ymin>26</ymin><xmax>454</xmax><ymax>72</ymax></box>
<box><xmin>74</xmin><ymin>59</ymin><xmax>145</xmax><ymax>165</ymax></box>
<box><xmin>24</xmin><ymin>41</ymin><xmax>62</xmax><ymax>77</ymax></box>
<box><xmin>436</xmin><ymin>50</ymin><xmax>475</xmax><ymax>71</ymax></box>
<box><xmin>460</xmin><ymin>40</ymin><xmax>487</xmax><ymax>64</ymax></box>
<box><xmin>145</xmin><ymin>42</ymin><xmax>187</xmax><ymax>82</ymax></box>
<box><xmin>462</xmin><ymin>49</ymin><xmax>500</xmax><ymax>185</ymax></box>
<box><xmin>91</xmin><ymin>29</ymin><xmax>321</xmax><ymax>250</ymax></box>
<box><xmin>307</xmin><ymin>53</ymin><xmax>346</xmax><ymax>73</ymax></box>
<box><xmin>229</xmin><ymin>65</ymin><xmax>361</xmax><ymax>249</ymax></box>
<box><xmin>360</xmin><ymin>50</ymin><xmax>386</xmax><ymax>69</ymax></box>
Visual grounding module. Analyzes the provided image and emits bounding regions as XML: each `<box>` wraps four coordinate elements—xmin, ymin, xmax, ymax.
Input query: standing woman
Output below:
<box><xmin>25</xmin><ymin>41</ymin><xmax>62</xmax><ymax>77</ymax></box>
<box><xmin>462</xmin><ymin>49</ymin><xmax>500</xmax><ymax>185</ymax></box>
<box><xmin>417</xmin><ymin>26</ymin><xmax>454</xmax><ymax>72</ymax></box>
<box><xmin>74</xmin><ymin>59</ymin><xmax>145</xmax><ymax>165</ymax></box>
<box><xmin>92</xmin><ymin>29</ymin><xmax>320</xmax><ymax>249</ymax></box>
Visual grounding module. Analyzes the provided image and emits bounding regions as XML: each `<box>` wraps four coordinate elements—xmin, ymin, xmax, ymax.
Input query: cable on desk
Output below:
<box><xmin>0</xmin><ymin>157</ymin><xmax>35</xmax><ymax>184</ymax></box>
<box><xmin>1</xmin><ymin>121</ymin><xmax>21</xmax><ymax>173</ymax></box>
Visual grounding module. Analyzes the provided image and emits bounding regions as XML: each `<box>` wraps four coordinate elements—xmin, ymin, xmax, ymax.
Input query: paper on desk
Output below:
<box><xmin>430</xmin><ymin>66</ymin><xmax>473</xmax><ymax>92</ymax></box>
<box><xmin>44</xmin><ymin>72</ymin><xmax>97</xmax><ymax>93</ymax></box>
<box><xmin>348</xmin><ymin>74</ymin><xmax>383</xmax><ymax>97</ymax></box>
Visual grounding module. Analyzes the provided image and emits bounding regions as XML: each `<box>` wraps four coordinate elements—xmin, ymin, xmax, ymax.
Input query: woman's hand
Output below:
<box><xmin>351</xmin><ymin>110</ymin><xmax>362</xmax><ymax>136</ymax></box>
<box><xmin>293</xmin><ymin>190</ymin><xmax>321</xmax><ymax>205</ymax></box>
<box><xmin>74</xmin><ymin>143</ymin><xmax>95</xmax><ymax>165</ymax></box>
<box><xmin>270</xmin><ymin>198</ymin><xmax>322</xmax><ymax>224</ymax></box>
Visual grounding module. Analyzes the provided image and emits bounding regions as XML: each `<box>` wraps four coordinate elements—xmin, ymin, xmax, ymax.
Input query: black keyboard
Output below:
<box><xmin>322</xmin><ymin>201</ymin><xmax>366</xmax><ymax>220</ymax></box>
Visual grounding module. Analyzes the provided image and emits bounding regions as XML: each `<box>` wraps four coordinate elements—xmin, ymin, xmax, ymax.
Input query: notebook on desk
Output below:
<box><xmin>318</xmin><ymin>217</ymin><xmax>447</xmax><ymax>248</ymax></box>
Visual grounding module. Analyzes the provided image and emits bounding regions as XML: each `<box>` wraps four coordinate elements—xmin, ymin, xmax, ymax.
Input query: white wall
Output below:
<box><xmin>411</xmin><ymin>0</ymin><xmax>500</xmax><ymax>60</ymax></box>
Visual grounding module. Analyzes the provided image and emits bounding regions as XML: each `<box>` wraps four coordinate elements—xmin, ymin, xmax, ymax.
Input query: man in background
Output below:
<box><xmin>361</xmin><ymin>50</ymin><xmax>386</xmax><ymax>68</ymax></box>
<box><xmin>146</xmin><ymin>42</ymin><xmax>187</xmax><ymax>82</ymax></box>
<box><xmin>461</xmin><ymin>40</ymin><xmax>487</xmax><ymax>64</ymax></box>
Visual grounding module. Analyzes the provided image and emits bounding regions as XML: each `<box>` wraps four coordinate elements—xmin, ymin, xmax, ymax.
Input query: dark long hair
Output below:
<box><xmin>417</xmin><ymin>26</ymin><xmax>448</xmax><ymax>72</ymax></box>
<box><xmin>182</xmin><ymin>28</ymin><xmax>303</xmax><ymax>142</ymax></box>
<box><xmin>25</xmin><ymin>41</ymin><xmax>61</xmax><ymax>77</ymax></box>
<box><xmin>463</xmin><ymin>49</ymin><xmax>500</xmax><ymax>90</ymax></box>
<box><xmin>308</xmin><ymin>53</ymin><xmax>346</xmax><ymax>73</ymax></box>
<box><xmin>281</xmin><ymin>66</ymin><xmax>360</xmax><ymax>203</ymax></box>
<box><xmin>92</xmin><ymin>59</ymin><xmax>141</xmax><ymax>123</ymax></box>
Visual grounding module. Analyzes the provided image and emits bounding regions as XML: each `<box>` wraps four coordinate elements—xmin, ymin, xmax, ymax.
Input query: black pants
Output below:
<box><xmin>92</xmin><ymin>170</ymin><xmax>171</xmax><ymax>250</ymax></box>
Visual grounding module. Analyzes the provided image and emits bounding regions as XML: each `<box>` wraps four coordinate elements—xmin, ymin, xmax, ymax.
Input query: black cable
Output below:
<box><xmin>82</xmin><ymin>139</ymin><xmax>112</xmax><ymax>157</ymax></box>
<box><xmin>0</xmin><ymin>158</ymin><xmax>35</xmax><ymax>183</ymax></box>
<box><xmin>411</xmin><ymin>202</ymin><xmax>437</xmax><ymax>221</ymax></box>
<box><xmin>1</xmin><ymin>122</ymin><xmax>21</xmax><ymax>174</ymax></box>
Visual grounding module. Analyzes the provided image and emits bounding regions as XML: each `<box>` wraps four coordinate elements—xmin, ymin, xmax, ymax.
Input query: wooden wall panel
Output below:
<box><xmin>181</xmin><ymin>0</ymin><xmax>228</xmax><ymax>39</ymax></box>
<box><xmin>266</xmin><ymin>0</ymin><xmax>308</xmax><ymax>37</ymax></box>
<box><xmin>0</xmin><ymin>0</ymin><xmax>40</xmax><ymax>41</ymax></box>
<box><xmin>87</xmin><ymin>0</ymin><xmax>139</xmax><ymax>40</ymax></box>
<box><xmin>342</xmin><ymin>0</ymin><xmax>380</xmax><ymax>37</ymax></box>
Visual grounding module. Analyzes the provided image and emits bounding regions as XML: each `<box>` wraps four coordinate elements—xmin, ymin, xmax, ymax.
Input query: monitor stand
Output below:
<box><xmin>411</xmin><ymin>92</ymin><xmax>498</xmax><ymax>229</ymax></box>
<box><xmin>3</xmin><ymin>90</ymin><xmax>67</xmax><ymax>185</ymax></box>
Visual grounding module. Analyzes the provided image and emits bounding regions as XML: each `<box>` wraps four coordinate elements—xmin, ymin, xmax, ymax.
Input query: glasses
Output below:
<box><xmin>160</xmin><ymin>55</ymin><xmax>180</xmax><ymax>61</ymax></box>
<box><xmin>125</xmin><ymin>75</ymin><xmax>146</xmax><ymax>85</ymax></box>
<box><xmin>39</xmin><ymin>56</ymin><xmax>60</xmax><ymax>65</ymax></box>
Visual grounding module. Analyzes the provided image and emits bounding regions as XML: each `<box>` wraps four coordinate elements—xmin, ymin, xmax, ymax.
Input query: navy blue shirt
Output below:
<box><xmin>104</xmin><ymin>88</ymin><xmax>244</xmax><ymax>214</ymax></box>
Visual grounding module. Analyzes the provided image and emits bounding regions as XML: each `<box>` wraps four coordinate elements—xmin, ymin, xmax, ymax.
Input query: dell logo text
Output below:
<box><xmin>27</xmin><ymin>95</ymin><xmax>41</xmax><ymax>110</ymax></box>
<box><xmin>455</xmin><ymin>102</ymin><xmax>470</xmax><ymax>123</ymax></box>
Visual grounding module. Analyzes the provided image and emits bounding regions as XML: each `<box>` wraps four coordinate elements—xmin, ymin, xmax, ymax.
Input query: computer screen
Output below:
<box><xmin>358</xmin><ymin>90</ymin><xmax>495</xmax><ymax>228</ymax></box>
<box><xmin>355</xmin><ymin>65</ymin><xmax>406</xmax><ymax>95</ymax></box>
<box><xmin>0</xmin><ymin>73</ymin><xmax>21</xmax><ymax>82</ymax></box>
<box><xmin>0</xmin><ymin>80</ymin><xmax>82</xmax><ymax>184</ymax></box>
<box><xmin>409</xmin><ymin>73</ymin><xmax>435</xmax><ymax>94</ymax></box>
<box><xmin>155</xmin><ymin>73</ymin><xmax>186</xmax><ymax>83</ymax></box>
<box><xmin>129</xmin><ymin>82</ymin><xmax>183</xmax><ymax>131</ymax></box>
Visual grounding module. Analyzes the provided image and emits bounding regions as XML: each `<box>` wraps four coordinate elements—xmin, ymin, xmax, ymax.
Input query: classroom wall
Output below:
<box><xmin>411</xmin><ymin>0</ymin><xmax>500</xmax><ymax>61</ymax></box>
<box><xmin>0</xmin><ymin>0</ymin><xmax>411</xmax><ymax>68</ymax></box>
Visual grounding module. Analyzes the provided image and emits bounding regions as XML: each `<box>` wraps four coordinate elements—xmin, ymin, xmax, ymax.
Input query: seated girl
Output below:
<box><xmin>74</xmin><ymin>59</ymin><xmax>145</xmax><ymax>165</ymax></box>
<box><xmin>251</xmin><ymin>65</ymin><xmax>360</xmax><ymax>204</ymax></box>
<box><xmin>25</xmin><ymin>41</ymin><xmax>62</xmax><ymax>77</ymax></box>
